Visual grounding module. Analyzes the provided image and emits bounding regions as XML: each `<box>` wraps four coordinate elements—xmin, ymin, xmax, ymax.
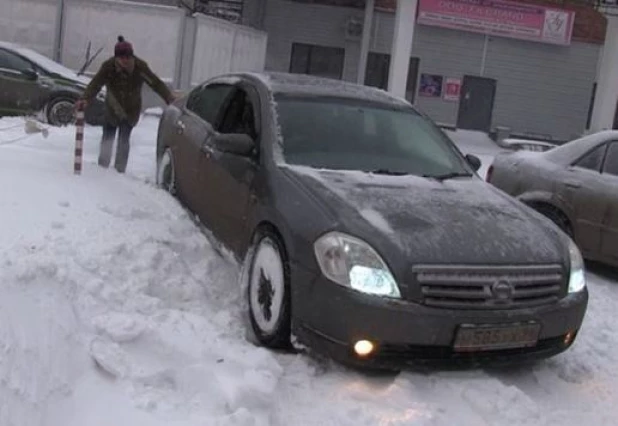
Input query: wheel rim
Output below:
<box><xmin>49</xmin><ymin>100</ymin><xmax>76</xmax><ymax>126</ymax></box>
<box><xmin>157</xmin><ymin>150</ymin><xmax>175</xmax><ymax>194</ymax></box>
<box><xmin>249</xmin><ymin>238</ymin><xmax>285</xmax><ymax>335</ymax></box>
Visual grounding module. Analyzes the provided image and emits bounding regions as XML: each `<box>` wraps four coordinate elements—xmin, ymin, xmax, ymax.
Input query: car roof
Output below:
<box><xmin>543</xmin><ymin>130</ymin><xmax>618</xmax><ymax>165</ymax></box>
<box><xmin>0</xmin><ymin>40</ymin><xmax>20</xmax><ymax>51</ymax></box>
<box><xmin>233</xmin><ymin>71</ymin><xmax>413</xmax><ymax>109</ymax></box>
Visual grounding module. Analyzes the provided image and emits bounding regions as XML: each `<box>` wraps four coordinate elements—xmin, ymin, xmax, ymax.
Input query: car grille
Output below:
<box><xmin>413</xmin><ymin>264</ymin><xmax>565</xmax><ymax>310</ymax></box>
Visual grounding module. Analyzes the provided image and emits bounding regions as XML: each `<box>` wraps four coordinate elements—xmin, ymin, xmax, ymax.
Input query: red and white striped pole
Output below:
<box><xmin>74</xmin><ymin>103</ymin><xmax>85</xmax><ymax>175</ymax></box>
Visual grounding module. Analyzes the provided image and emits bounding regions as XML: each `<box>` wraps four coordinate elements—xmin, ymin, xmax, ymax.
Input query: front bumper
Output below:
<box><xmin>291</xmin><ymin>263</ymin><xmax>589</xmax><ymax>369</ymax></box>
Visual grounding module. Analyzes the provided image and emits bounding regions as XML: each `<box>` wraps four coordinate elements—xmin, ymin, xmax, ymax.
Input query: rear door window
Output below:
<box><xmin>574</xmin><ymin>145</ymin><xmax>607</xmax><ymax>172</ymax></box>
<box><xmin>602</xmin><ymin>143</ymin><xmax>618</xmax><ymax>176</ymax></box>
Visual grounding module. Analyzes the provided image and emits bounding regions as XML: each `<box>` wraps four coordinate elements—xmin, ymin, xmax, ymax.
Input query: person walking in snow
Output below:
<box><xmin>76</xmin><ymin>35</ymin><xmax>175</xmax><ymax>173</ymax></box>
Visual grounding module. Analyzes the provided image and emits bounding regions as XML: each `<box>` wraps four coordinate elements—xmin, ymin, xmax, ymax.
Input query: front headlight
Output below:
<box><xmin>568</xmin><ymin>239</ymin><xmax>586</xmax><ymax>293</ymax></box>
<box><xmin>313</xmin><ymin>231</ymin><xmax>401</xmax><ymax>298</ymax></box>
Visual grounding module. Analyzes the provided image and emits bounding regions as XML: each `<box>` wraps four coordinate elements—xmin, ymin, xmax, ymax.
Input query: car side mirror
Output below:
<box><xmin>21</xmin><ymin>69</ymin><xmax>38</xmax><ymax>81</ymax></box>
<box><xmin>211</xmin><ymin>133</ymin><xmax>255</xmax><ymax>157</ymax></box>
<box><xmin>465</xmin><ymin>154</ymin><xmax>482</xmax><ymax>172</ymax></box>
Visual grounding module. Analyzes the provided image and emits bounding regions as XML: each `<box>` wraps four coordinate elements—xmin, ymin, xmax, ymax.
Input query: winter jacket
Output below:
<box><xmin>81</xmin><ymin>56</ymin><xmax>174</xmax><ymax>127</ymax></box>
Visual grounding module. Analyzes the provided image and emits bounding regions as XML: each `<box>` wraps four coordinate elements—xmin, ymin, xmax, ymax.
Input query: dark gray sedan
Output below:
<box><xmin>488</xmin><ymin>131</ymin><xmax>618</xmax><ymax>269</ymax></box>
<box><xmin>155</xmin><ymin>72</ymin><xmax>588</xmax><ymax>369</ymax></box>
<box><xmin>0</xmin><ymin>41</ymin><xmax>104</xmax><ymax>125</ymax></box>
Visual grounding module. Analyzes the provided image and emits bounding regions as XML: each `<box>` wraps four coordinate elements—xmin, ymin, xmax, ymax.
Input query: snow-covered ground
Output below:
<box><xmin>445</xmin><ymin>129</ymin><xmax>509</xmax><ymax>180</ymax></box>
<box><xmin>1</xmin><ymin>115</ymin><xmax>617</xmax><ymax>426</ymax></box>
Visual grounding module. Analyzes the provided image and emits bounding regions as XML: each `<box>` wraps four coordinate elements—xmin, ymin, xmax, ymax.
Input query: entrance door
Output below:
<box><xmin>456</xmin><ymin>76</ymin><xmax>497</xmax><ymax>132</ymax></box>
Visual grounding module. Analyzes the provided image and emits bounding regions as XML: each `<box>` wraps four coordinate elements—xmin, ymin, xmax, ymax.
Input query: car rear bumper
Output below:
<box><xmin>291</xmin><ymin>263</ymin><xmax>589</xmax><ymax>369</ymax></box>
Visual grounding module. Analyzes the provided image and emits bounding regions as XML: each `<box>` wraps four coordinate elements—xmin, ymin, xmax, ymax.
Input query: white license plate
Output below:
<box><xmin>453</xmin><ymin>323</ymin><xmax>541</xmax><ymax>352</ymax></box>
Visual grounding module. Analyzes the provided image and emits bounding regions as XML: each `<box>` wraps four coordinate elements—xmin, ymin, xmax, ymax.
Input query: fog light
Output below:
<box><xmin>353</xmin><ymin>340</ymin><xmax>375</xmax><ymax>357</ymax></box>
<box><xmin>564</xmin><ymin>331</ymin><xmax>575</xmax><ymax>345</ymax></box>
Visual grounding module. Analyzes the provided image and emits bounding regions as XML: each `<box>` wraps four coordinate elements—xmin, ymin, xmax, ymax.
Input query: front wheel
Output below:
<box><xmin>247</xmin><ymin>229</ymin><xmax>291</xmax><ymax>349</ymax></box>
<box><xmin>46</xmin><ymin>97</ymin><xmax>76</xmax><ymax>126</ymax></box>
<box><xmin>156</xmin><ymin>148</ymin><xmax>176</xmax><ymax>195</ymax></box>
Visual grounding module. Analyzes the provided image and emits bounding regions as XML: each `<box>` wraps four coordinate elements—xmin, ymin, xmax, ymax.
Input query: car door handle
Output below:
<box><xmin>176</xmin><ymin>120</ymin><xmax>185</xmax><ymax>134</ymax></box>
<box><xmin>201</xmin><ymin>143</ymin><xmax>214</xmax><ymax>155</ymax></box>
<box><xmin>565</xmin><ymin>182</ymin><xmax>581</xmax><ymax>189</ymax></box>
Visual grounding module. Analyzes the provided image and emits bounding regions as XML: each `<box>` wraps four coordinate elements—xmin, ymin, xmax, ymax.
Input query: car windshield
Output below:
<box><xmin>274</xmin><ymin>95</ymin><xmax>471</xmax><ymax>177</ymax></box>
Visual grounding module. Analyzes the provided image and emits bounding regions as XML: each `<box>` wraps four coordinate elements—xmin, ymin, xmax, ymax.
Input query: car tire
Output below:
<box><xmin>46</xmin><ymin>96</ymin><xmax>76</xmax><ymax>126</ymax></box>
<box><xmin>156</xmin><ymin>148</ymin><xmax>176</xmax><ymax>195</ymax></box>
<box><xmin>247</xmin><ymin>228</ymin><xmax>291</xmax><ymax>349</ymax></box>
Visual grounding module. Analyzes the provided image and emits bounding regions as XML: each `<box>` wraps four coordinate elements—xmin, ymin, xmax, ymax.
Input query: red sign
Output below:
<box><xmin>443</xmin><ymin>77</ymin><xmax>462</xmax><ymax>101</ymax></box>
<box><xmin>417</xmin><ymin>0</ymin><xmax>575</xmax><ymax>46</ymax></box>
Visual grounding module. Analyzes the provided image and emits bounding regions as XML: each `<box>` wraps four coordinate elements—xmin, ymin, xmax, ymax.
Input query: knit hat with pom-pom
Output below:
<box><xmin>114</xmin><ymin>35</ymin><xmax>134</xmax><ymax>57</ymax></box>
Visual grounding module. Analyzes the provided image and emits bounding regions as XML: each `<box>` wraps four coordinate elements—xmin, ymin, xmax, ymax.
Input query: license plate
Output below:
<box><xmin>453</xmin><ymin>322</ymin><xmax>541</xmax><ymax>352</ymax></box>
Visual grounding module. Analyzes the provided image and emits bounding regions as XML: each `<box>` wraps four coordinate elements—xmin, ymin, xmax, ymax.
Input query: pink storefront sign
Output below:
<box><xmin>417</xmin><ymin>0</ymin><xmax>575</xmax><ymax>46</ymax></box>
<box><xmin>443</xmin><ymin>77</ymin><xmax>462</xmax><ymax>101</ymax></box>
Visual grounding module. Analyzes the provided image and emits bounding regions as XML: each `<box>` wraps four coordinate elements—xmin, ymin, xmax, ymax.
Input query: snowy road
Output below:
<box><xmin>0</xmin><ymin>116</ymin><xmax>617</xmax><ymax>425</ymax></box>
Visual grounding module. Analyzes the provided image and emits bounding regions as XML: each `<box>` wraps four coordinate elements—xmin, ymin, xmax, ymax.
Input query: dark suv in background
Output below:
<box><xmin>0</xmin><ymin>41</ymin><xmax>104</xmax><ymax>126</ymax></box>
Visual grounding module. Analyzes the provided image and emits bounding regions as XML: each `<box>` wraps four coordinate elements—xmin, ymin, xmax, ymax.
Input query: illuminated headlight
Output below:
<box><xmin>568</xmin><ymin>239</ymin><xmax>586</xmax><ymax>293</ymax></box>
<box><xmin>313</xmin><ymin>231</ymin><xmax>401</xmax><ymax>298</ymax></box>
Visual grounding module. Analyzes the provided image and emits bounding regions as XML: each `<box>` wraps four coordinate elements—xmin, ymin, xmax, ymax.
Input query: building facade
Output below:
<box><xmin>244</xmin><ymin>0</ymin><xmax>607</xmax><ymax>142</ymax></box>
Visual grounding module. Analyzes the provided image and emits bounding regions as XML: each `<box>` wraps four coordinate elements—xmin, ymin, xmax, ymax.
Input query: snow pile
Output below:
<box><xmin>1</xmin><ymin>116</ymin><xmax>617</xmax><ymax>425</ymax></box>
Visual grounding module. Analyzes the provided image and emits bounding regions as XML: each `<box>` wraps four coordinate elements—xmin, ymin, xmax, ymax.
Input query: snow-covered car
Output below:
<box><xmin>487</xmin><ymin>131</ymin><xmax>618</xmax><ymax>269</ymax></box>
<box><xmin>0</xmin><ymin>41</ymin><xmax>105</xmax><ymax>126</ymax></box>
<box><xmin>155</xmin><ymin>72</ymin><xmax>588</xmax><ymax>370</ymax></box>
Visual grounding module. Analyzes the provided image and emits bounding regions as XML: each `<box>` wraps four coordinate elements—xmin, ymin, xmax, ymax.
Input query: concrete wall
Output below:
<box><xmin>61</xmin><ymin>0</ymin><xmax>184</xmax><ymax>82</ymax></box>
<box><xmin>192</xmin><ymin>14</ymin><xmax>268</xmax><ymax>86</ymax></box>
<box><xmin>0</xmin><ymin>0</ymin><xmax>57</xmax><ymax>58</ymax></box>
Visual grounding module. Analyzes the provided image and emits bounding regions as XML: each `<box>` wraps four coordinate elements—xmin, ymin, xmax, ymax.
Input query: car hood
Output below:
<box><xmin>280</xmin><ymin>165</ymin><xmax>566</xmax><ymax>265</ymax></box>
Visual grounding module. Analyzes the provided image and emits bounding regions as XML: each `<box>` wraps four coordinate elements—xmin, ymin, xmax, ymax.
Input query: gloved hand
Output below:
<box><xmin>75</xmin><ymin>99</ymin><xmax>88</xmax><ymax>111</ymax></box>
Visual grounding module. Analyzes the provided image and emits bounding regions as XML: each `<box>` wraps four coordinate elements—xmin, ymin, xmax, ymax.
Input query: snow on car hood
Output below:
<box><xmin>14</xmin><ymin>46</ymin><xmax>92</xmax><ymax>86</ymax></box>
<box><xmin>281</xmin><ymin>165</ymin><xmax>566</xmax><ymax>266</ymax></box>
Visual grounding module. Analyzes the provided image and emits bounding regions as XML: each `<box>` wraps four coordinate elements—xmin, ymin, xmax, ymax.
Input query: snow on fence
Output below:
<box><xmin>61</xmin><ymin>0</ymin><xmax>184</xmax><ymax>83</ymax></box>
<box><xmin>191</xmin><ymin>14</ymin><xmax>267</xmax><ymax>86</ymax></box>
<box><xmin>0</xmin><ymin>0</ymin><xmax>57</xmax><ymax>58</ymax></box>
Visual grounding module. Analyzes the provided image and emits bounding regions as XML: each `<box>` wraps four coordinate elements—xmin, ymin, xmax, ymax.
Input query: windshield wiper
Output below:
<box><xmin>423</xmin><ymin>171</ymin><xmax>473</xmax><ymax>181</ymax></box>
<box><xmin>369</xmin><ymin>168</ymin><xmax>410</xmax><ymax>176</ymax></box>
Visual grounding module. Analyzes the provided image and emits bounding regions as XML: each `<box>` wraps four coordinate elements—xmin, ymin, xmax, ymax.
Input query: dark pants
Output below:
<box><xmin>98</xmin><ymin>121</ymin><xmax>134</xmax><ymax>173</ymax></box>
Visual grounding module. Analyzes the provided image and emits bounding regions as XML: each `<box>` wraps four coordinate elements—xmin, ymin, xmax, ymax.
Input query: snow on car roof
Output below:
<box><xmin>242</xmin><ymin>71</ymin><xmax>412</xmax><ymax>108</ymax></box>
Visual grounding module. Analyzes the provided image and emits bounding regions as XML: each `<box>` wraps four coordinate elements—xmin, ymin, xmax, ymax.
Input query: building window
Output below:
<box><xmin>365</xmin><ymin>52</ymin><xmax>420</xmax><ymax>104</ymax></box>
<box><xmin>289</xmin><ymin>43</ymin><xmax>345</xmax><ymax>80</ymax></box>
